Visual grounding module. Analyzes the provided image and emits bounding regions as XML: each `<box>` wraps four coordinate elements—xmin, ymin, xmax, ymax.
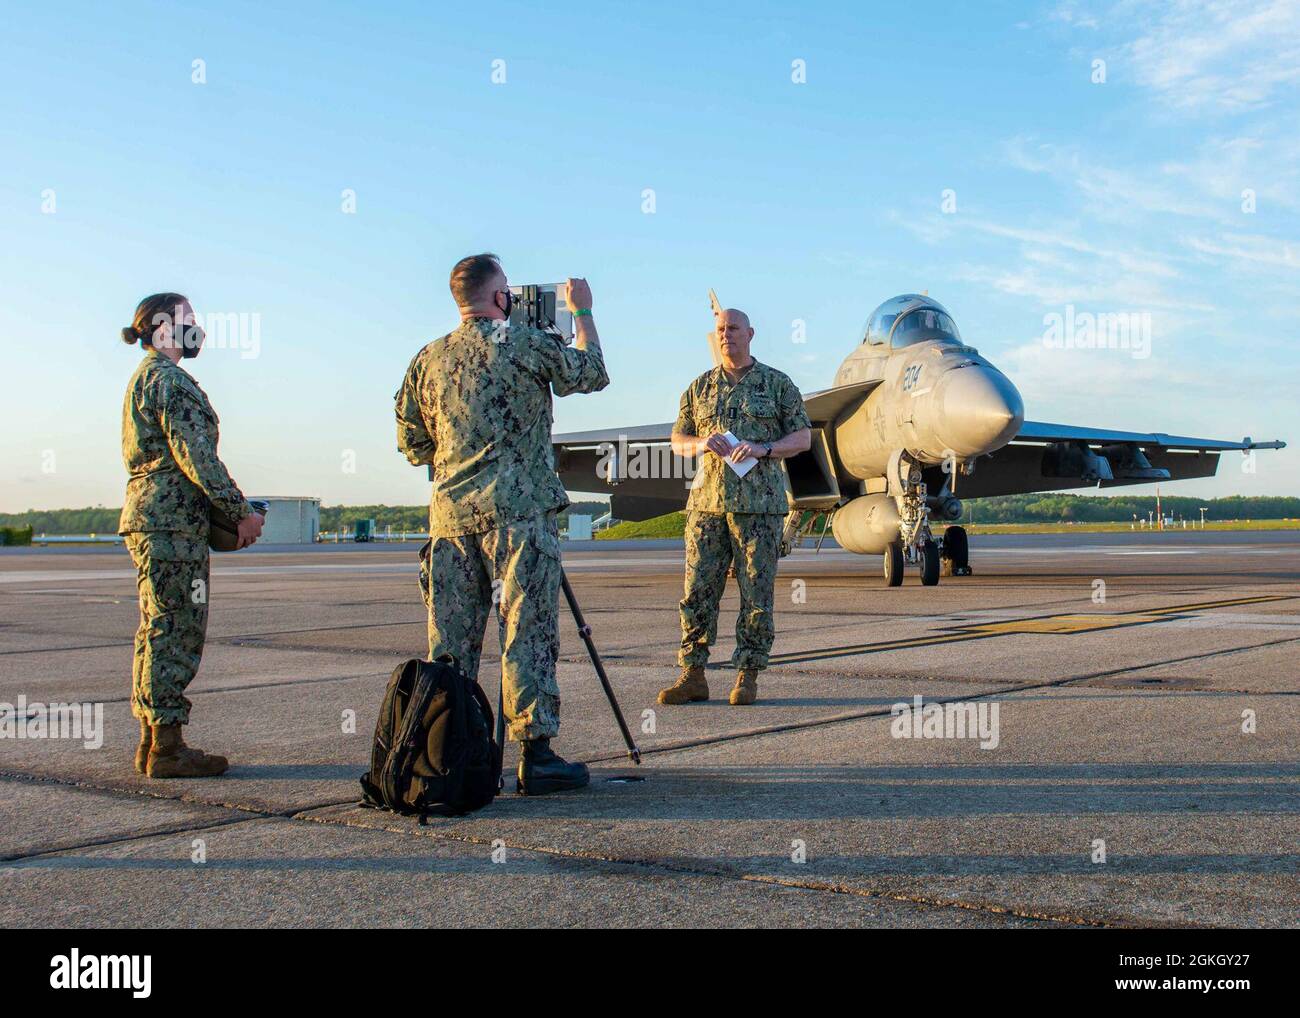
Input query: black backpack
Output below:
<box><xmin>359</xmin><ymin>657</ymin><xmax>502</xmax><ymax>818</ymax></box>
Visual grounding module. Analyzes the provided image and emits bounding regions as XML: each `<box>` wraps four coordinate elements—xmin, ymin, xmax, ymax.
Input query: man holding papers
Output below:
<box><xmin>659</xmin><ymin>308</ymin><xmax>812</xmax><ymax>707</ymax></box>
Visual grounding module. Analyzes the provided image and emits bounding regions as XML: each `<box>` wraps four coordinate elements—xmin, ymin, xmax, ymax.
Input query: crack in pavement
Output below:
<box><xmin>583</xmin><ymin>633</ymin><xmax>1300</xmax><ymax>764</ymax></box>
<box><xmin>0</xmin><ymin>768</ymin><xmax>360</xmax><ymax>844</ymax></box>
<box><xmin>57</xmin><ymin>671</ymin><xmax>390</xmax><ymax>706</ymax></box>
<box><xmin>0</xmin><ymin>779</ymin><xmax>1093</xmax><ymax>928</ymax></box>
<box><xmin>289</xmin><ymin>807</ymin><xmax>1110</xmax><ymax>928</ymax></box>
<box><xmin>0</xmin><ymin>813</ymin><xmax>262</xmax><ymax>865</ymax></box>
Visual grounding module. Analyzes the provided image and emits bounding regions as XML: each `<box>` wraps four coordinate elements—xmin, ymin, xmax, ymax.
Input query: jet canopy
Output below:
<box><xmin>863</xmin><ymin>294</ymin><xmax>962</xmax><ymax>349</ymax></box>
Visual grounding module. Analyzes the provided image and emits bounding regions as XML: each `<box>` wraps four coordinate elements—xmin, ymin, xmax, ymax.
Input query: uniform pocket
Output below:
<box><xmin>737</xmin><ymin>395</ymin><xmax>778</xmax><ymax>442</ymax></box>
<box><xmin>125</xmin><ymin>537</ymin><xmax>208</xmax><ymax>619</ymax></box>
<box><xmin>742</xmin><ymin>395</ymin><xmax>777</xmax><ymax>419</ymax></box>
<box><xmin>182</xmin><ymin>380</ymin><xmax>220</xmax><ymax>427</ymax></box>
<box><xmin>698</xmin><ymin>414</ymin><xmax>727</xmax><ymax>436</ymax></box>
<box><xmin>145</xmin><ymin>559</ymin><xmax>205</xmax><ymax>616</ymax></box>
<box><xmin>126</xmin><ymin>532</ymin><xmax>208</xmax><ymax>564</ymax></box>
<box><xmin>530</xmin><ymin>513</ymin><xmax>562</xmax><ymax>564</ymax></box>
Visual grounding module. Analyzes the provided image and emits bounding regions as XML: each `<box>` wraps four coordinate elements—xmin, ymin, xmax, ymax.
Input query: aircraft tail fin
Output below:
<box><xmin>707</xmin><ymin>288</ymin><xmax>723</xmax><ymax>366</ymax></box>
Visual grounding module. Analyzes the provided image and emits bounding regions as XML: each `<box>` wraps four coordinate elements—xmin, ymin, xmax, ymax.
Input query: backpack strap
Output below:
<box><xmin>378</xmin><ymin>660</ymin><xmax>441</xmax><ymax>810</ymax></box>
<box><xmin>359</xmin><ymin>659</ymin><xmax>414</xmax><ymax>809</ymax></box>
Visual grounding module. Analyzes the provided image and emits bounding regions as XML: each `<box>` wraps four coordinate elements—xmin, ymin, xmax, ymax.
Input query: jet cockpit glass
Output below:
<box><xmin>863</xmin><ymin>294</ymin><xmax>955</xmax><ymax>346</ymax></box>
<box><xmin>890</xmin><ymin>307</ymin><xmax>962</xmax><ymax>348</ymax></box>
<box><xmin>863</xmin><ymin>309</ymin><xmax>897</xmax><ymax>346</ymax></box>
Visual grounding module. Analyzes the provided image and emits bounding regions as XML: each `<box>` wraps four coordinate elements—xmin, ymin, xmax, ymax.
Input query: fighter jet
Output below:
<box><xmin>551</xmin><ymin>293</ymin><xmax>1286</xmax><ymax>586</ymax></box>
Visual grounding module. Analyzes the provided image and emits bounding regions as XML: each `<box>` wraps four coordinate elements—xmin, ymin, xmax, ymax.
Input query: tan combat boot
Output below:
<box><xmin>658</xmin><ymin>665</ymin><xmax>709</xmax><ymax>705</ymax></box>
<box><xmin>146</xmin><ymin>723</ymin><xmax>229</xmax><ymax>779</ymax></box>
<box><xmin>729</xmin><ymin>669</ymin><xmax>759</xmax><ymax>705</ymax></box>
<box><xmin>133</xmin><ymin>717</ymin><xmax>152</xmax><ymax>774</ymax></box>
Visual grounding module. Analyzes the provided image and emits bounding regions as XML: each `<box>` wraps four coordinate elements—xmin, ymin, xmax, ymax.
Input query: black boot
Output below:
<box><xmin>517</xmin><ymin>737</ymin><xmax>589</xmax><ymax>796</ymax></box>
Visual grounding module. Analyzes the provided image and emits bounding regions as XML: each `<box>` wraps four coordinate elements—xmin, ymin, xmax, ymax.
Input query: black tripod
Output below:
<box><xmin>495</xmin><ymin>569</ymin><xmax>642</xmax><ymax>766</ymax></box>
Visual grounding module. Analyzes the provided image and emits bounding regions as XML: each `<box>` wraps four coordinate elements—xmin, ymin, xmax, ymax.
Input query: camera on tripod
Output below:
<box><xmin>508</xmin><ymin>283</ymin><xmax>575</xmax><ymax>343</ymax></box>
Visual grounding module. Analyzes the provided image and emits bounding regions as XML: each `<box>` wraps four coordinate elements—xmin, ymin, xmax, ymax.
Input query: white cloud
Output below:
<box><xmin>1183</xmin><ymin>231</ymin><xmax>1300</xmax><ymax>269</ymax></box>
<box><xmin>1048</xmin><ymin>2</ymin><xmax>1101</xmax><ymax>29</ymax></box>
<box><xmin>1124</xmin><ymin>0</ymin><xmax>1300</xmax><ymax>112</ymax></box>
<box><xmin>1162</xmin><ymin>131</ymin><xmax>1300</xmax><ymax>212</ymax></box>
<box><xmin>964</xmin><ymin>216</ymin><xmax>1183</xmax><ymax>278</ymax></box>
<box><xmin>1051</xmin><ymin>1</ymin><xmax>1300</xmax><ymax>112</ymax></box>
<box><xmin>899</xmin><ymin>206</ymin><xmax>1205</xmax><ymax>313</ymax></box>
<box><xmin>1004</xmin><ymin>137</ymin><xmax>1232</xmax><ymax>223</ymax></box>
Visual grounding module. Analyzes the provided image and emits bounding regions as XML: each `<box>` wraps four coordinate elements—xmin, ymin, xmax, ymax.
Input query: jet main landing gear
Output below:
<box><xmin>883</xmin><ymin>541</ymin><xmax>904</xmax><ymax>586</ymax></box>
<box><xmin>939</xmin><ymin>524</ymin><xmax>972</xmax><ymax>576</ymax></box>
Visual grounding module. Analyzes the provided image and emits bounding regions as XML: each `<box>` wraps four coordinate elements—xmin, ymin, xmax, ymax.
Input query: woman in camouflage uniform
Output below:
<box><xmin>119</xmin><ymin>293</ymin><xmax>263</xmax><ymax>778</ymax></box>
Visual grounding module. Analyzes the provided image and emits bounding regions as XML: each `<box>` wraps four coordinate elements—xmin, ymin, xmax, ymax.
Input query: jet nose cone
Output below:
<box><xmin>937</xmin><ymin>366</ymin><xmax>1024</xmax><ymax>457</ymax></box>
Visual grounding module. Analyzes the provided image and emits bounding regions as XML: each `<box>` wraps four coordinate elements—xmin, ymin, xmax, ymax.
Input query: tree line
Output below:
<box><xmin>0</xmin><ymin>501</ymin><xmax>612</xmax><ymax>536</ymax></box>
<box><xmin>3</xmin><ymin>495</ymin><xmax>1295</xmax><ymax>536</ymax></box>
<box><xmin>964</xmin><ymin>494</ymin><xmax>1299</xmax><ymax>523</ymax></box>
<box><xmin>315</xmin><ymin>502</ymin><xmax>608</xmax><ymax>533</ymax></box>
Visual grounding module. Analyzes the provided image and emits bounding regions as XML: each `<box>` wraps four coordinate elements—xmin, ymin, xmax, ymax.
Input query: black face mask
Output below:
<box><xmin>495</xmin><ymin>289</ymin><xmax>514</xmax><ymax>320</ymax></box>
<box><xmin>176</xmin><ymin>323</ymin><xmax>205</xmax><ymax>358</ymax></box>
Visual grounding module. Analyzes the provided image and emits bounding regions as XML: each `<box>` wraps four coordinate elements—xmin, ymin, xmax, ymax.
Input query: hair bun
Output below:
<box><xmin>121</xmin><ymin>325</ymin><xmax>140</xmax><ymax>345</ymax></box>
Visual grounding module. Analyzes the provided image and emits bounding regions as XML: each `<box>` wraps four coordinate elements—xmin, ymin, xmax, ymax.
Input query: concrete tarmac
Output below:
<box><xmin>1</xmin><ymin>530</ymin><xmax>1297</xmax><ymax>928</ymax></box>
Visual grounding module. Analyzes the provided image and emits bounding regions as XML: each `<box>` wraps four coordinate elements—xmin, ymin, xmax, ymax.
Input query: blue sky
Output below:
<box><xmin>2</xmin><ymin>0</ymin><xmax>1296</xmax><ymax>513</ymax></box>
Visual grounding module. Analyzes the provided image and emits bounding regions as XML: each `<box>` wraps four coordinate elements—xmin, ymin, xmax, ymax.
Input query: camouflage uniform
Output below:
<box><xmin>674</xmin><ymin>359</ymin><xmax>810</xmax><ymax>671</ymax></box>
<box><xmin>119</xmin><ymin>351</ymin><xmax>253</xmax><ymax>726</ymax></box>
<box><xmin>396</xmin><ymin>317</ymin><xmax>608</xmax><ymax>741</ymax></box>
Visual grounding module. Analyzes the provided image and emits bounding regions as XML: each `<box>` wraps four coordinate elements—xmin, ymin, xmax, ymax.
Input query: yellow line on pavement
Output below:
<box><xmin>766</xmin><ymin>594</ymin><xmax>1293</xmax><ymax>665</ymax></box>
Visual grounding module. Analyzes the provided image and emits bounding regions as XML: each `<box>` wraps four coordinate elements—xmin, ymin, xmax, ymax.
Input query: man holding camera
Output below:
<box><xmin>659</xmin><ymin>308</ymin><xmax>811</xmax><ymax>707</ymax></box>
<box><xmin>395</xmin><ymin>254</ymin><xmax>608</xmax><ymax>795</ymax></box>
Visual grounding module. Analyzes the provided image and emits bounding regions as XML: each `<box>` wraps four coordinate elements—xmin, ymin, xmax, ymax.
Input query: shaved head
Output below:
<box><xmin>715</xmin><ymin>306</ymin><xmax>755</xmax><ymax>370</ymax></box>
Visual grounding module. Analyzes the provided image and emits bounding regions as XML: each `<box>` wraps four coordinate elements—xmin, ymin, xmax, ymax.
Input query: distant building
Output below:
<box><xmin>250</xmin><ymin>497</ymin><xmax>320</xmax><ymax>544</ymax></box>
<box><xmin>566</xmin><ymin>514</ymin><xmax>593</xmax><ymax>540</ymax></box>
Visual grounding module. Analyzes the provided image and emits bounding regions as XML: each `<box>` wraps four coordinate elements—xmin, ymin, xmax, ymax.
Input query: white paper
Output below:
<box><xmin>721</xmin><ymin>431</ymin><xmax>759</xmax><ymax>477</ymax></box>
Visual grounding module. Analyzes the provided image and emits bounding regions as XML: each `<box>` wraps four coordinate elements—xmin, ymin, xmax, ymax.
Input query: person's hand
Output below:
<box><xmin>730</xmin><ymin>441</ymin><xmax>764</xmax><ymax>463</ymax></box>
<box><xmin>703</xmin><ymin>433</ymin><xmax>734</xmax><ymax>458</ymax></box>
<box><xmin>236</xmin><ymin>512</ymin><xmax>264</xmax><ymax>550</ymax></box>
<box><xmin>565</xmin><ymin>277</ymin><xmax>592</xmax><ymax>313</ymax></box>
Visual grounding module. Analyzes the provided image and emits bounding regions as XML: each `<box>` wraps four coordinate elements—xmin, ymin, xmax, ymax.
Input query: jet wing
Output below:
<box><xmin>552</xmin><ymin>422</ymin><xmax>688</xmax><ymax>521</ymax></box>
<box><xmin>802</xmin><ymin>379</ymin><xmax>880</xmax><ymax>425</ymax></box>
<box><xmin>948</xmin><ymin>420</ymin><xmax>1286</xmax><ymax>499</ymax></box>
<box><xmin>549</xmin><ymin>379</ymin><xmax>881</xmax><ymax>521</ymax></box>
<box><xmin>550</xmin><ymin>379</ymin><xmax>889</xmax><ymax>521</ymax></box>
<box><xmin>551</xmin><ymin>374</ymin><xmax>880</xmax><ymax>449</ymax></box>
<box><xmin>552</xmin><ymin>423</ymin><xmax>675</xmax><ymax>447</ymax></box>
<box><xmin>1014</xmin><ymin>421</ymin><xmax>1286</xmax><ymax>453</ymax></box>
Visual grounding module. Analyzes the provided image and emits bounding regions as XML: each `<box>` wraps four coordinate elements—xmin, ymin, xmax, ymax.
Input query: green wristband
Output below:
<box><xmin>573</xmin><ymin>308</ymin><xmax>592</xmax><ymax>317</ymax></box>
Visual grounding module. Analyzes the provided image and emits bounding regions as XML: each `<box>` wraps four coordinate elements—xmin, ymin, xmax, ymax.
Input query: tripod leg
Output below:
<box><xmin>494</xmin><ymin>597</ymin><xmax>505</xmax><ymax>789</ymax></box>
<box><xmin>495</xmin><ymin>670</ymin><xmax>506</xmax><ymax>790</ymax></box>
<box><xmin>561</xmin><ymin>570</ymin><xmax>642</xmax><ymax>764</ymax></box>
